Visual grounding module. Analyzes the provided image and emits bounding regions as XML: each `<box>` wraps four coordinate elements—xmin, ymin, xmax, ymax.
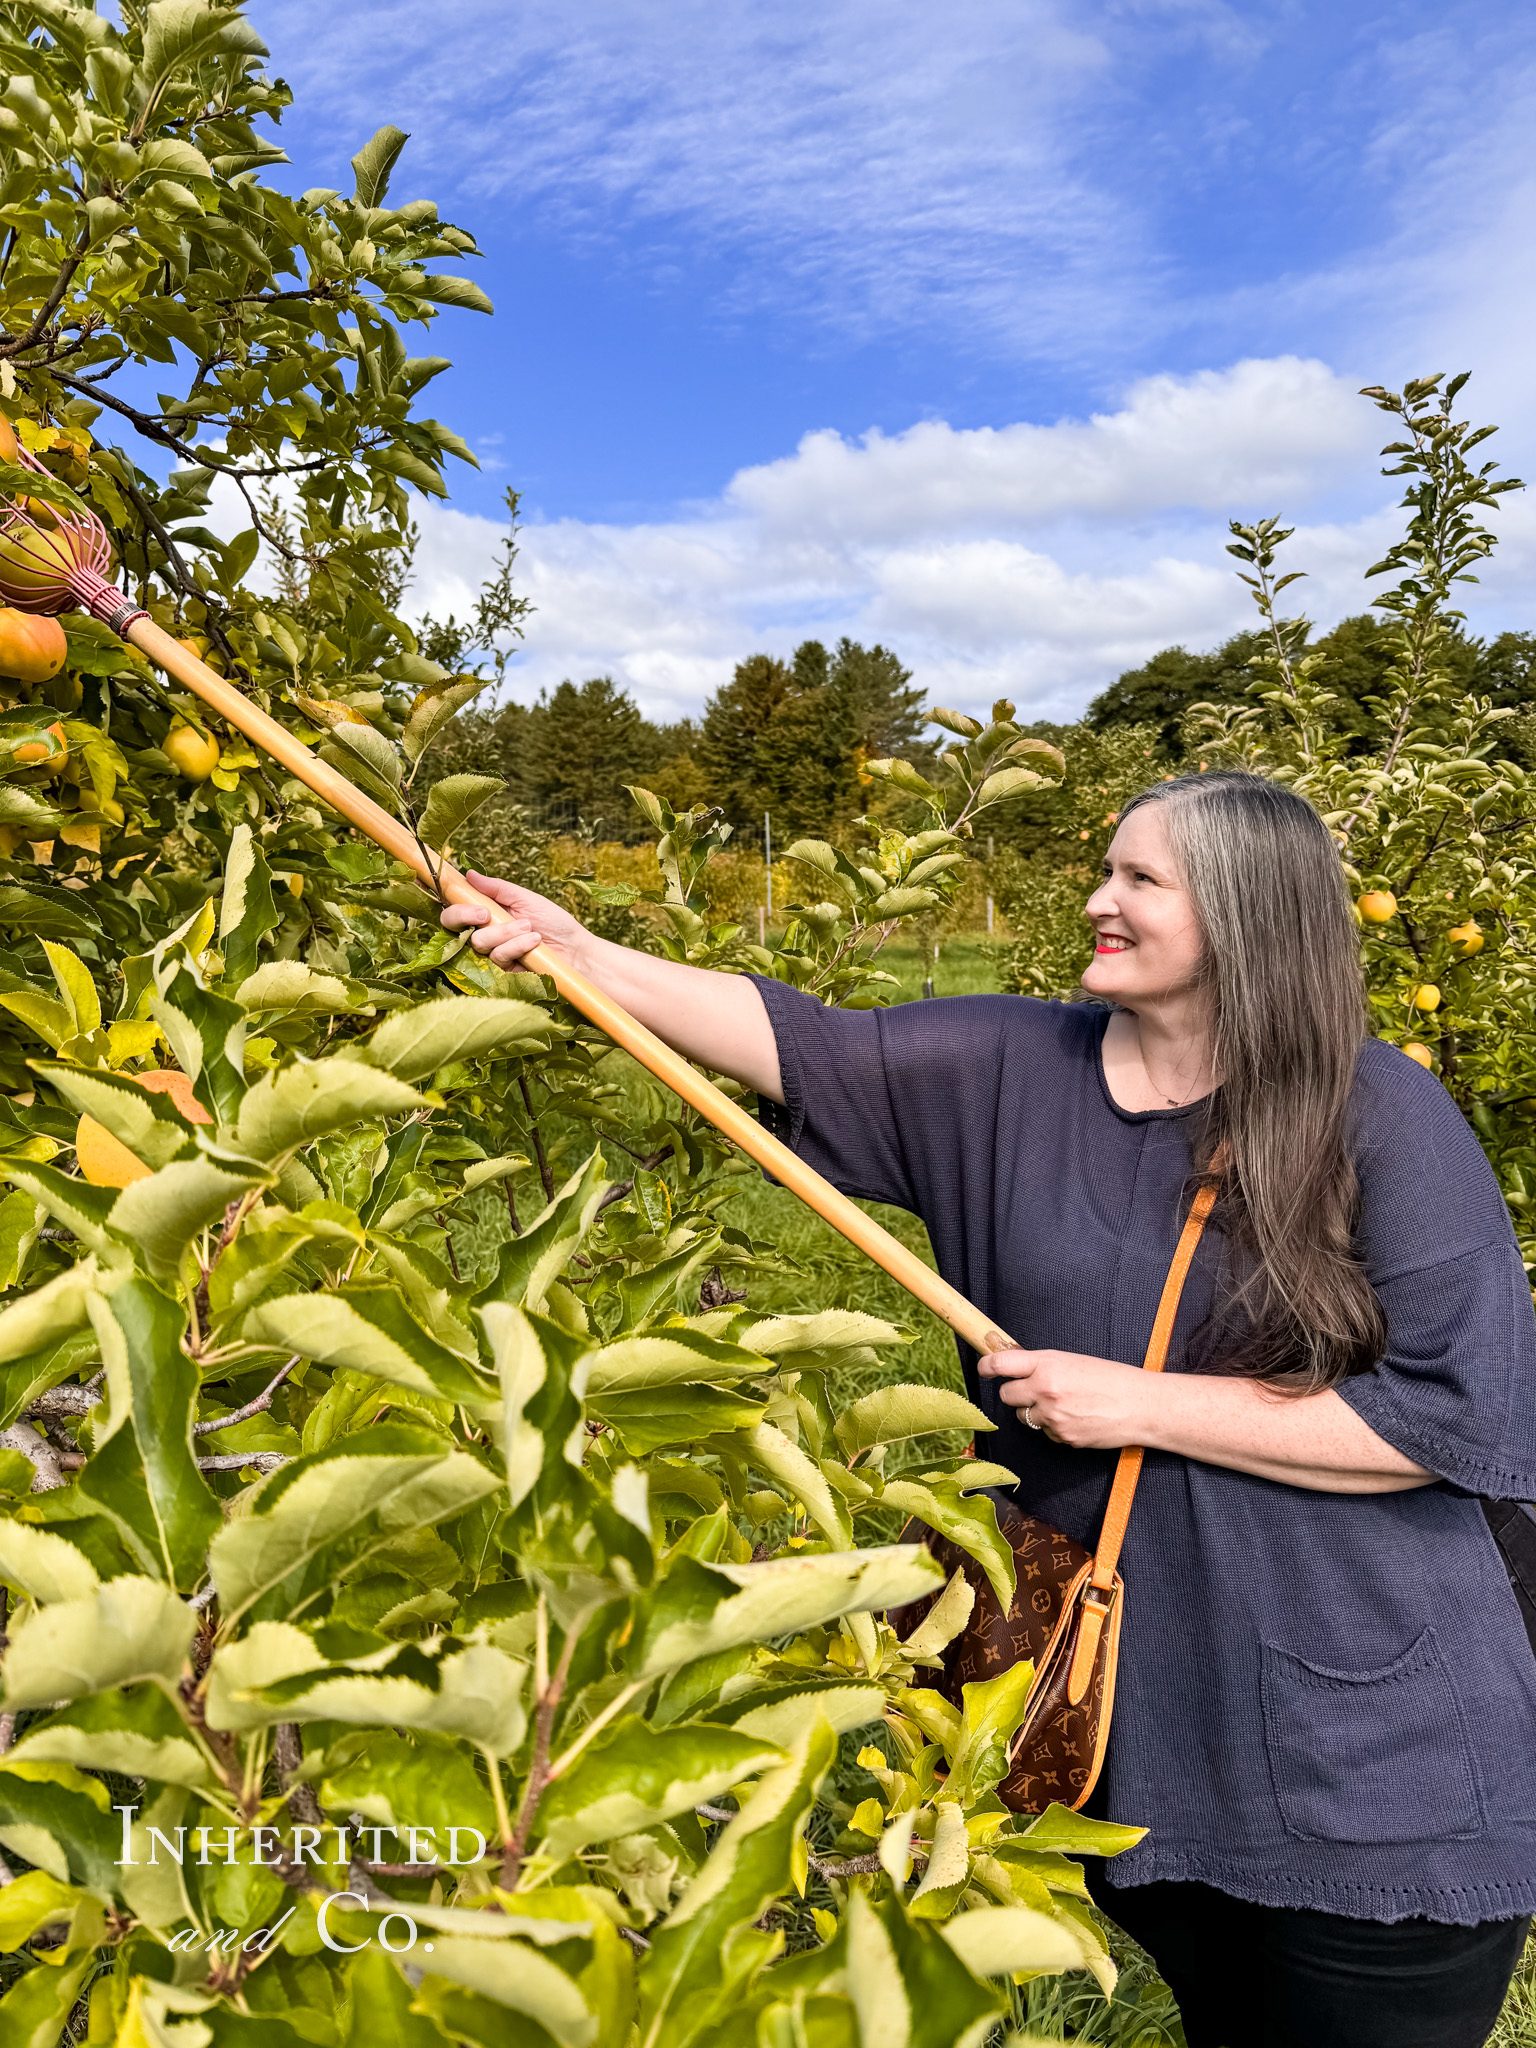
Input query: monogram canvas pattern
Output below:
<box><xmin>891</xmin><ymin>1497</ymin><xmax>1122</xmax><ymax>1813</ymax></box>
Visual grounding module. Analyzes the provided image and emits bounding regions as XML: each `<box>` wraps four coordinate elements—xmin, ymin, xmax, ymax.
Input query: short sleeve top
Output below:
<box><xmin>753</xmin><ymin>979</ymin><xmax>1536</xmax><ymax>1924</ymax></box>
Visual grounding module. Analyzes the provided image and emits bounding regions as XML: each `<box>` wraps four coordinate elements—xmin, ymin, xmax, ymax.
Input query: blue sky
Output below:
<box><xmin>247</xmin><ymin>0</ymin><xmax>1536</xmax><ymax>719</ymax></box>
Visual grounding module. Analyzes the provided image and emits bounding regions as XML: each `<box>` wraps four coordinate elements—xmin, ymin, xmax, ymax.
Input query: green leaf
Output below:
<box><xmin>150</xmin><ymin>964</ymin><xmax>247</xmax><ymax>1122</ymax></box>
<box><xmin>945</xmin><ymin>1663</ymin><xmax>1037</xmax><ymax>1808</ymax></box>
<box><xmin>0</xmin><ymin>1765</ymin><xmax>119</xmax><ymax>1905</ymax></box>
<box><xmin>0</xmin><ymin>885</ymin><xmax>100</xmax><ymax>940</ymax></box>
<box><xmin>974</xmin><ymin>766</ymin><xmax>1051</xmax><ymax>807</ymax></box>
<box><xmin>352</xmin><ymin>123</ymin><xmax>410</xmax><ymax>207</ymax></box>
<box><xmin>539</xmin><ymin>1715</ymin><xmax>784</xmax><ymax>1860</ymax></box>
<box><xmin>323</xmin><ymin>717</ymin><xmax>404</xmax><ymax>790</ymax></box>
<box><xmin>909</xmin><ymin>1799</ymin><xmax>969</xmax><ymax>1917</ymax></box>
<box><xmin>842</xmin><ymin>1891</ymin><xmax>1007</xmax><ymax>2048</ymax></box>
<box><xmin>0</xmin><ymin>1258</ymin><xmax>102</xmax><ymax>1369</ymax></box>
<box><xmin>418</xmin><ymin>773</ymin><xmax>505</xmax><ymax>850</ymax></box>
<box><xmin>141</xmin><ymin>0</ymin><xmax>268</xmax><ymax>91</ymax></box>
<box><xmin>0</xmin><ymin>1953</ymin><xmax>94</xmax><ymax>2048</ymax></box>
<box><xmin>78</xmin><ymin>1280</ymin><xmax>222</xmax><ymax>1588</ymax></box>
<box><xmin>0</xmin><ymin>1520</ymin><xmax>101</xmax><ymax>1604</ymax></box>
<box><xmin>868</xmin><ymin>887</ymin><xmax>941</xmax><ymax>919</ymax></box>
<box><xmin>742</xmin><ymin>1421</ymin><xmax>852</xmax><ymax>1548</ymax></box>
<box><xmin>235</xmin><ymin>961</ymin><xmax>359</xmax><ymax>1016</ymax></box>
<box><xmin>204</xmin><ymin>1622</ymin><xmax>324</xmax><ymax>1731</ymax></box>
<box><xmin>32</xmin><ymin>1064</ymin><xmax>196</xmax><ymax>1172</ymax></box>
<box><xmin>248</xmin><ymin>1288</ymin><xmax>494</xmax><ymax>1407</ymax></box>
<box><xmin>251</xmin><ymin>1642</ymin><xmax>529</xmax><ymax>1754</ymax></box>
<box><xmin>480</xmin><ymin>1301</ymin><xmax>551</xmax><ymax>1509</ymax></box>
<box><xmin>370</xmin><ymin>445</ymin><xmax>447</xmax><ymax>497</ymax></box>
<box><xmin>585</xmin><ymin>1330</ymin><xmax>773</xmax><ymax>1393</ymax></box>
<box><xmin>401</xmin><ymin>676</ymin><xmax>490</xmax><ymax>764</ymax></box>
<box><xmin>834</xmin><ymin>1386</ymin><xmax>994</xmax><ymax>1460</ymax></box>
<box><xmin>43</xmin><ymin>938</ymin><xmax>100</xmax><ymax>1036</ymax></box>
<box><xmin>0</xmin><ymin>1160</ymin><xmax>118</xmax><ymax>1256</ymax></box>
<box><xmin>591</xmin><ymin>1384</ymin><xmax>769</xmax><ymax>1455</ymax></box>
<box><xmin>208</xmin><ymin>1427</ymin><xmax>501</xmax><ymax>1627</ymax></box>
<box><xmin>0</xmin><ymin>786</ymin><xmax>64</xmax><ymax>833</ymax></box>
<box><xmin>899</xmin><ymin>1567</ymin><xmax>976</xmax><ymax>1665</ymax></box>
<box><xmin>476</xmin><ymin>1146</ymin><xmax>608</xmax><ymax>1313</ymax></box>
<box><xmin>345</xmin><ymin>1946</ymin><xmax>454</xmax><ymax>2048</ymax></box>
<box><xmin>635</xmin><ymin>1547</ymin><xmax>942</xmax><ymax>1677</ymax></box>
<box><xmin>940</xmin><ymin>1903</ymin><xmax>1083</xmax><ymax>1977</ymax></box>
<box><xmin>0</xmin><ymin>1868</ymin><xmax>101</xmax><ymax>1956</ymax></box>
<box><xmin>0</xmin><ymin>990</ymin><xmax>74</xmax><ymax>1053</ymax></box>
<box><xmin>322</xmin><ymin>1729</ymin><xmax>496</xmax><ymax>1840</ymax></box>
<box><xmin>218</xmin><ymin>824</ymin><xmax>282</xmax><ymax>988</ymax></box>
<box><xmin>106</xmin><ymin>1155</ymin><xmax>270</xmax><ymax>1285</ymax></box>
<box><xmin>615</xmin><ymin>1239</ymin><xmax>720</xmax><ymax>1327</ymax></box>
<box><xmin>417</xmin><ymin>1937</ymin><xmax>593</xmax><ymax>2046</ymax></box>
<box><xmin>739</xmin><ymin>1309</ymin><xmax>904</xmax><ymax>1364</ymax></box>
<box><xmin>864</xmin><ymin>757</ymin><xmax>939</xmax><ymax>798</ymax></box>
<box><xmin>1016</xmin><ymin>1802</ymin><xmax>1147</xmax><ymax>1858</ymax></box>
<box><xmin>9</xmin><ymin>1686</ymin><xmax>213</xmax><ymax>1791</ymax></box>
<box><xmin>366</xmin><ymin>995</ymin><xmax>554</xmax><ymax>1082</ymax></box>
<box><xmin>879</xmin><ymin>1478</ymin><xmax>1015</xmax><ymax>1609</ymax></box>
<box><xmin>235</xmin><ymin>1058</ymin><xmax>425</xmax><ymax>1161</ymax></box>
<box><xmin>640</xmin><ymin>1720</ymin><xmax>837</xmax><ymax>2048</ymax></box>
<box><xmin>1</xmin><ymin>1575</ymin><xmax>193</xmax><ymax>1709</ymax></box>
<box><xmin>706</xmin><ymin>1679</ymin><xmax>886</xmax><ymax>1748</ymax></box>
<box><xmin>419</xmin><ymin>275</ymin><xmax>495</xmax><ymax>315</ymax></box>
<box><xmin>0</xmin><ymin>1328</ymin><xmax>99</xmax><ymax>1433</ymax></box>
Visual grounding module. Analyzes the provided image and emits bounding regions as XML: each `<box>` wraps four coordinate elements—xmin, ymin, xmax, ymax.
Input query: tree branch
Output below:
<box><xmin>36</xmin><ymin>363</ymin><xmax>347</xmax><ymax>478</ymax></box>
<box><xmin>0</xmin><ymin>1419</ymin><xmax>66</xmax><ymax>1491</ymax></box>
<box><xmin>500</xmin><ymin>1623</ymin><xmax>579</xmax><ymax>1888</ymax></box>
<box><xmin>0</xmin><ymin>242</ymin><xmax>87</xmax><ymax>360</ymax></box>
<box><xmin>194</xmin><ymin>1356</ymin><xmax>298</xmax><ymax>1435</ymax></box>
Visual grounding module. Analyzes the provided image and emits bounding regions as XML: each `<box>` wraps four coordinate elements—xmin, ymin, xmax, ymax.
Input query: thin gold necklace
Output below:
<box><xmin>1137</xmin><ymin>1029</ymin><xmax>1205</xmax><ymax>1108</ymax></box>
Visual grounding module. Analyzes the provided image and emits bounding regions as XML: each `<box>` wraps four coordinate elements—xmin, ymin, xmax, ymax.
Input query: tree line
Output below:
<box><xmin>425</xmin><ymin>633</ymin><xmax>930</xmax><ymax>843</ymax></box>
<box><xmin>423</xmin><ymin>610</ymin><xmax>1536</xmax><ymax>853</ymax></box>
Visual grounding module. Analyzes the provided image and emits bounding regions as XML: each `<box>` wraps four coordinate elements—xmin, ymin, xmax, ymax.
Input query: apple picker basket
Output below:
<box><xmin>0</xmin><ymin>448</ymin><xmax>1216</xmax><ymax>1808</ymax></box>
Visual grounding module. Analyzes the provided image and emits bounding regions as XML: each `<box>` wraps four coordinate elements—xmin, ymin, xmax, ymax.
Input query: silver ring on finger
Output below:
<box><xmin>1023</xmin><ymin>1405</ymin><xmax>1041</xmax><ymax>1430</ymax></box>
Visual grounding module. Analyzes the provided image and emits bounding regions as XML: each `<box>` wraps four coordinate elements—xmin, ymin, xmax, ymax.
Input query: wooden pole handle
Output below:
<box><xmin>124</xmin><ymin>617</ymin><xmax>1014</xmax><ymax>1356</ymax></box>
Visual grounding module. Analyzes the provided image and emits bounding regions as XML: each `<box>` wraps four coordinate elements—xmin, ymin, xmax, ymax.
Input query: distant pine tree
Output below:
<box><xmin>698</xmin><ymin>637</ymin><xmax>928</xmax><ymax>838</ymax></box>
<box><xmin>521</xmin><ymin>677</ymin><xmax>662</xmax><ymax>833</ymax></box>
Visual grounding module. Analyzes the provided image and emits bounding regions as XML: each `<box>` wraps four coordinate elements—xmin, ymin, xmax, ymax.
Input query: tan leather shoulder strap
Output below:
<box><xmin>1090</xmin><ymin>1178</ymin><xmax>1218</xmax><ymax>1591</ymax></box>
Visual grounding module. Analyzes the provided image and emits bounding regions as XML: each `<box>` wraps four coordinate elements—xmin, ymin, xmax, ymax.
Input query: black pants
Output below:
<box><xmin>1085</xmin><ymin>1873</ymin><xmax>1529</xmax><ymax>2048</ymax></box>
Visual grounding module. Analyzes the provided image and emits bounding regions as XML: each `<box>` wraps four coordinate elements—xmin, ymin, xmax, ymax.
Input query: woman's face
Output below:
<box><xmin>1081</xmin><ymin>804</ymin><xmax>1205</xmax><ymax>1010</ymax></box>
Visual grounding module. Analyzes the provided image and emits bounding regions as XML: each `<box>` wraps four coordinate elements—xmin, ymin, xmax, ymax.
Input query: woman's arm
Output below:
<box><xmin>440</xmin><ymin>872</ymin><xmax>784</xmax><ymax>1101</ymax></box>
<box><xmin>978</xmin><ymin>1347</ymin><xmax>1433</xmax><ymax>1493</ymax></box>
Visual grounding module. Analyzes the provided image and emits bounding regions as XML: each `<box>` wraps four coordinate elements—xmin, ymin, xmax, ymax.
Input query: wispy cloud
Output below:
<box><xmin>253</xmin><ymin>0</ymin><xmax>1536</xmax><ymax>378</ymax></box>
<box><xmin>252</xmin><ymin>0</ymin><xmax>1256</xmax><ymax>363</ymax></box>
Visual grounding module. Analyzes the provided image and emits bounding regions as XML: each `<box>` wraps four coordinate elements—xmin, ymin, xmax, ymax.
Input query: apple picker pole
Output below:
<box><xmin>0</xmin><ymin>448</ymin><xmax>1014</xmax><ymax>1356</ymax></box>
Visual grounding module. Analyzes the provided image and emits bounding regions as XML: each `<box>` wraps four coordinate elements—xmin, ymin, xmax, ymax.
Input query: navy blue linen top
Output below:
<box><xmin>752</xmin><ymin>980</ymin><xmax>1536</xmax><ymax>1924</ymax></box>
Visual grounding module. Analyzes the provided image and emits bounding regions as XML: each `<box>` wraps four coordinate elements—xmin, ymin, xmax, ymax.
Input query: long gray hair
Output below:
<box><xmin>1118</xmin><ymin>770</ymin><xmax>1386</xmax><ymax>1389</ymax></box>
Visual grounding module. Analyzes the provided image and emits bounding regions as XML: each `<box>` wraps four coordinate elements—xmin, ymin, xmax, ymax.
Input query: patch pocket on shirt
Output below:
<box><xmin>1260</xmin><ymin>1628</ymin><xmax>1485</xmax><ymax>1844</ymax></box>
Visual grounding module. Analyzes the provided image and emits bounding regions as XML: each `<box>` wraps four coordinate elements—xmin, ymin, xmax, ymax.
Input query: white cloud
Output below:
<box><xmin>403</xmin><ymin>354</ymin><xmax>1536</xmax><ymax>726</ymax></box>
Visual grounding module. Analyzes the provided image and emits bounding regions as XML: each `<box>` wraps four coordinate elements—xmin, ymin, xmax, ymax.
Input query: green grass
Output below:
<box><xmin>1494</xmin><ymin>1937</ymin><xmax>1536</xmax><ymax>2047</ymax></box>
<box><xmin>860</xmin><ymin>934</ymin><xmax>1002</xmax><ymax>1001</ymax></box>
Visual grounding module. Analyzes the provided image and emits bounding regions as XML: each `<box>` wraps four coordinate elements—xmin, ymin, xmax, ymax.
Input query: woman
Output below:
<box><xmin>443</xmin><ymin>770</ymin><xmax>1536</xmax><ymax>2048</ymax></box>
